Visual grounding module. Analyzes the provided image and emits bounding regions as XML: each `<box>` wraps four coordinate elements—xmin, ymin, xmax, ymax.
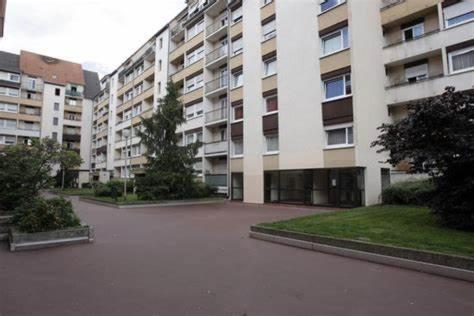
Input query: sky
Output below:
<box><xmin>0</xmin><ymin>0</ymin><xmax>185</xmax><ymax>77</ymax></box>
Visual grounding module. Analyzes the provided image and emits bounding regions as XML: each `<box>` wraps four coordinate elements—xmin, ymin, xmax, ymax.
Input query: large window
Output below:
<box><xmin>232</xmin><ymin>37</ymin><xmax>243</xmax><ymax>56</ymax></box>
<box><xmin>320</xmin><ymin>0</ymin><xmax>345</xmax><ymax>13</ymax></box>
<box><xmin>405</xmin><ymin>62</ymin><xmax>428</xmax><ymax>83</ymax></box>
<box><xmin>232</xmin><ymin>70</ymin><xmax>243</xmax><ymax>88</ymax></box>
<box><xmin>0</xmin><ymin>102</ymin><xmax>18</xmax><ymax>113</ymax></box>
<box><xmin>0</xmin><ymin>135</ymin><xmax>16</xmax><ymax>145</ymax></box>
<box><xmin>323</xmin><ymin>74</ymin><xmax>351</xmax><ymax>101</ymax></box>
<box><xmin>232</xmin><ymin>104</ymin><xmax>243</xmax><ymax>122</ymax></box>
<box><xmin>185</xmin><ymin>131</ymin><xmax>203</xmax><ymax>145</ymax></box>
<box><xmin>444</xmin><ymin>2</ymin><xmax>474</xmax><ymax>27</ymax></box>
<box><xmin>402</xmin><ymin>23</ymin><xmax>424</xmax><ymax>41</ymax></box>
<box><xmin>321</xmin><ymin>27</ymin><xmax>349</xmax><ymax>56</ymax></box>
<box><xmin>263</xmin><ymin>94</ymin><xmax>278</xmax><ymax>114</ymax></box>
<box><xmin>185</xmin><ymin>102</ymin><xmax>203</xmax><ymax>120</ymax></box>
<box><xmin>262</xmin><ymin>19</ymin><xmax>276</xmax><ymax>41</ymax></box>
<box><xmin>263</xmin><ymin>56</ymin><xmax>277</xmax><ymax>77</ymax></box>
<box><xmin>0</xmin><ymin>71</ymin><xmax>20</xmax><ymax>83</ymax></box>
<box><xmin>0</xmin><ymin>119</ymin><xmax>17</xmax><ymax>129</ymax></box>
<box><xmin>448</xmin><ymin>46</ymin><xmax>474</xmax><ymax>74</ymax></box>
<box><xmin>325</xmin><ymin>124</ymin><xmax>354</xmax><ymax>148</ymax></box>
<box><xmin>264</xmin><ymin>134</ymin><xmax>279</xmax><ymax>154</ymax></box>
<box><xmin>232</xmin><ymin>138</ymin><xmax>243</xmax><ymax>157</ymax></box>
<box><xmin>232</xmin><ymin>6</ymin><xmax>243</xmax><ymax>24</ymax></box>
<box><xmin>186</xmin><ymin>45</ymin><xmax>204</xmax><ymax>66</ymax></box>
<box><xmin>0</xmin><ymin>87</ymin><xmax>19</xmax><ymax>97</ymax></box>
<box><xmin>187</xmin><ymin>19</ymin><xmax>204</xmax><ymax>39</ymax></box>
<box><xmin>186</xmin><ymin>73</ymin><xmax>204</xmax><ymax>92</ymax></box>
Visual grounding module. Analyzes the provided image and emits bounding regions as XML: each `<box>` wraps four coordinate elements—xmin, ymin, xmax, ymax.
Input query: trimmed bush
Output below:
<box><xmin>13</xmin><ymin>197</ymin><xmax>81</xmax><ymax>233</ymax></box>
<box><xmin>93</xmin><ymin>180</ymin><xmax>134</xmax><ymax>197</ymax></box>
<box><xmin>81</xmin><ymin>182</ymin><xmax>92</xmax><ymax>189</ymax></box>
<box><xmin>382</xmin><ymin>180</ymin><xmax>435</xmax><ymax>206</ymax></box>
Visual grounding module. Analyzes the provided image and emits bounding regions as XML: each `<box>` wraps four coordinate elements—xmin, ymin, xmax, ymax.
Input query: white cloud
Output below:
<box><xmin>0</xmin><ymin>0</ymin><xmax>185</xmax><ymax>77</ymax></box>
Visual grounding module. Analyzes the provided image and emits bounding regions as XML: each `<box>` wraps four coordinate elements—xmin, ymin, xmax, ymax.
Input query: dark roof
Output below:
<box><xmin>0</xmin><ymin>51</ymin><xmax>20</xmax><ymax>73</ymax></box>
<box><xmin>82</xmin><ymin>70</ymin><xmax>100</xmax><ymax>100</ymax></box>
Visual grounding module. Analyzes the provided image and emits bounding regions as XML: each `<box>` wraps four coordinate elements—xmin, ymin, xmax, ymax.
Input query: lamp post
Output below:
<box><xmin>123</xmin><ymin>129</ymin><xmax>130</xmax><ymax>200</ymax></box>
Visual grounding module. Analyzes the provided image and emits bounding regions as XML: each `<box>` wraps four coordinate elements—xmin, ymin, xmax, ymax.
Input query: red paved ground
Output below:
<box><xmin>0</xmin><ymin>198</ymin><xmax>472</xmax><ymax>316</ymax></box>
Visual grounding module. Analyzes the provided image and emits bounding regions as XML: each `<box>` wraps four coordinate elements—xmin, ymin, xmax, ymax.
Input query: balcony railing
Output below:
<box><xmin>65</xmin><ymin>90</ymin><xmax>84</xmax><ymax>98</ymax></box>
<box><xmin>205</xmin><ymin>106</ymin><xmax>227</xmax><ymax>124</ymax></box>
<box><xmin>380</xmin><ymin>0</ymin><xmax>404</xmax><ymax>10</ymax></box>
<box><xmin>205</xmin><ymin>76</ymin><xmax>228</xmax><ymax>94</ymax></box>
<box><xmin>206</xmin><ymin>45</ymin><xmax>228</xmax><ymax>65</ymax></box>
<box><xmin>384</xmin><ymin>28</ymin><xmax>440</xmax><ymax>48</ymax></box>
<box><xmin>204</xmin><ymin>140</ymin><xmax>228</xmax><ymax>155</ymax></box>
<box><xmin>21</xmin><ymin>80</ymin><xmax>44</xmax><ymax>92</ymax></box>
<box><xmin>19</xmin><ymin>109</ymin><xmax>41</xmax><ymax>116</ymax></box>
<box><xmin>205</xmin><ymin>174</ymin><xmax>227</xmax><ymax>187</ymax></box>
<box><xmin>386</xmin><ymin>73</ymin><xmax>444</xmax><ymax>89</ymax></box>
<box><xmin>18</xmin><ymin>124</ymin><xmax>40</xmax><ymax>131</ymax></box>
<box><xmin>21</xmin><ymin>92</ymin><xmax>42</xmax><ymax>101</ymax></box>
<box><xmin>206</xmin><ymin>17</ymin><xmax>228</xmax><ymax>36</ymax></box>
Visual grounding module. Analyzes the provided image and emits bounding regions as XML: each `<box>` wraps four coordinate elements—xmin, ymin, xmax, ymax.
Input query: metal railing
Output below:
<box><xmin>204</xmin><ymin>140</ymin><xmax>228</xmax><ymax>155</ymax></box>
<box><xmin>206</xmin><ymin>45</ymin><xmax>228</xmax><ymax>65</ymax></box>
<box><xmin>206</xmin><ymin>18</ymin><xmax>228</xmax><ymax>37</ymax></box>
<box><xmin>19</xmin><ymin>109</ymin><xmax>41</xmax><ymax>116</ymax></box>
<box><xmin>384</xmin><ymin>29</ymin><xmax>440</xmax><ymax>48</ymax></box>
<box><xmin>20</xmin><ymin>92</ymin><xmax>42</xmax><ymax>101</ymax></box>
<box><xmin>66</xmin><ymin>90</ymin><xmax>84</xmax><ymax>98</ymax></box>
<box><xmin>17</xmin><ymin>124</ymin><xmax>40</xmax><ymax>131</ymax></box>
<box><xmin>205</xmin><ymin>174</ymin><xmax>228</xmax><ymax>187</ymax></box>
<box><xmin>205</xmin><ymin>76</ymin><xmax>228</xmax><ymax>94</ymax></box>
<box><xmin>21</xmin><ymin>80</ymin><xmax>44</xmax><ymax>92</ymax></box>
<box><xmin>380</xmin><ymin>0</ymin><xmax>405</xmax><ymax>10</ymax></box>
<box><xmin>386</xmin><ymin>73</ymin><xmax>444</xmax><ymax>89</ymax></box>
<box><xmin>205</xmin><ymin>106</ymin><xmax>227</xmax><ymax>124</ymax></box>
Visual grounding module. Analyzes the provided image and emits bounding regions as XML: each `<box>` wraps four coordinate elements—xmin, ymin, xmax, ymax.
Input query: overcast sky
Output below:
<box><xmin>0</xmin><ymin>0</ymin><xmax>185</xmax><ymax>77</ymax></box>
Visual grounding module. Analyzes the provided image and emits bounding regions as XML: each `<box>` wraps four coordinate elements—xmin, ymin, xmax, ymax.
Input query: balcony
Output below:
<box><xmin>385</xmin><ymin>70</ymin><xmax>474</xmax><ymax>105</ymax></box>
<box><xmin>206</xmin><ymin>46</ymin><xmax>228</xmax><ymax>69</ymax></box>
<box><xmin>21</xmin><ymin>80</ymin><xmax>43</xmax><ymax>92</ymax></box>
<box><xmin>19</xmin><ymin>108</ymin><xmax>41</xmax><ymax>116</ymax></box>
<box><xmin>205</xmin><ymin>106</ymin><xmax>227</xmax><ymax>126</ymax></box>
<box><xmin>205</xmin><ymin>76</ymin><xmax>228</xmax><ymax>98</ymax></box>
<box><xmin>384</xmin><ymin>22</ymin><xmax>473</xmax><ymax>65</ymax></box>
<box><xmin>62</xmin><ymin>133</ymin><xmax>81</xmax><ymax>142</ymax></box>
<box><xmin>380</xmin><ymin>0</ymin><xmax>438</xmax><ymax>26</ymax></box>
<box><xmin>206</xmin><ymin>18</ymin><xmax>228</xmax><ymax>42</ymax></box>
<box><xmin>65</xmin><ymin>90</ymin><xmax>84</xmax><ymax>98</ymax></box>
<box><xmin>204</xmin><ymin>140</ymin><xmax>228</xmax><ymax>156</ymax></box>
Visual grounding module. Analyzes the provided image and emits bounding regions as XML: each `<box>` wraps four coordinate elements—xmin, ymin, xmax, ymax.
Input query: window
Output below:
<box><xmin>321</xmin><ymin>26</ymin><xmax>349</xmax><ymax>56</ymax></box>
<box><xmin>125</xmin><ymin>89</ymin><xmax>134</xmax><ymax>101</ymax></box>
<box><xmin>159</xmin><ymin>38</ymin><xmax>163</xmax><ymax>49</ymax></box>
<box><xmin>263</xmin><ymin>94</ymin><xmax>278</xmax><ymax>114</ymax></box>
<box><xmin>186</xmin><ymin>45</ymin><xmax>204</xmax><ymax>66</ymax></box>
<box><xmin>185</xmin><ymin>102</ymin><xmax>204</xmax><ymax>120</ymax></box>
<box><xmin>53</xmin><ymin>117</ymin><xmax>59</xmax><ymax>126</ymax></box>
<box><xmin>132</xmin><ymin>145</ymin><xmax>142</xmax><ymax>157</ymax></box>
<box><xmin>448</xmin><ymin>46</ymin><xmax>474</xmax><ymax>74</ymax></box>
<box><xmin>0</xmin><ymin>119</ymin><xmax>16</xmax><ymax>129</ymax></box>
<box><xmin>402</xmin><ymin>23</ymin><xmax>424</xmax><ymax>41</ymax></box>
<box><xmin>55</xmin><ymin>88</ymin><xmax>60</xmax><ymax>96</ymax></box>
<box><xmin>0</xmin><ymin>72</ymin><xmax>20</xmax><ymax>82</ymax></box>
<box><xmin>54</xmin><ymin>102</ymin><xmax>60</xmax><ymax>111</ymax></box>
<box><xmin>323</xmin><ymin>74</ymin><xmax>351</xmax><ymax>101</ymax></box>
<box><xmin>0</xmin><ymin>102</ymin><xmax>18</xmax><ymax>113</ymax></box>
<box><xmin>232</xmin><ymin>104</ymin><xmax>244</xmax><ymax>122</ymax></box>
<box><xmin>185</xmin><ymin>131</ymin><xmax>203</xmax><ymax>145</ymax></box>
<box><xmin>261</xmin><ymin>0</ymin><xmax>273</xmax><ymax>6</ymax></box>
<box><xmin>124</xmin><ymin>110</ymin><xmax>132</xmax><ymax>120</ymax></box>
<box><xmin>325</xmin><ymin>125</ymin><xmax>354</xmax><ymax>148</ymax></box>
<box><xmin>232</xmin><ymin>139</ymin><xmax>244</xmax><ymax>157</ymax></box>
<box><xmin>0</xmin><ymin>87</ymin><xmax>19</xmax><ymax>97</ymax></box>
<box><xmin>134</xmin><ymin>84</ymin><xmax>143</xmax><ymax>95</ymax></box>
<box><xmin>262</xmin><ymin>19</ymin><xmax>276</xmax><ymax>41</ymax></box>
<box><xmin>132</xmin><ymin>104</ymin><xmax>142</xmax><ymax>117</ymax></box>
<box><xmin>232</xmin><ymin>37</ymin><xmax>243</xmax><ymax>56</ymax></box>
<box><xmin>263</xmin><ymin>56</ymin><xmax>277</xmax><ymax>77</ymax></box>
<box><xmin>232</xmin><ymin>6</ymin><xmax>243</xmax><ymax>24</ymax></box>
<box><xmin>52</xmin><ymin>132</ymin><xmax>58</xmax><ymax>141</ymax></box>
<box><xmin>232</xmin><ymin>71</ymin><xmax>243</xmax><ymax>88</ymax></box>
<box><xmin>405</xmin><ymin>63</ymin><xmax>428</xmax><ymax>83</ymax></box>
<box><xmin>320</xmin><ymin>0</ymin><xmax>345</xmax><ymax>13</ymax></box>
<box><xmin>159</xmin><ymin>60</ymin><xmax>163</xmax><ymax>71</ymax></box>
<box><xmin>264</xmin><ymin>134</ymin><xmax>279</xmax><ymax>154</ymax></box>
<box><xmin>158</xmin><ymin>82</ymin><xmax>162</xmax><ymax>94</ymax></box>
<box><xmin>0</xmin><ymin>135</ymin><xmax>16</xmax><ymax>145</ymax></box>
<box><xmin>444</xmin><ymin>2</ymin><xmax>474</xmax><ymax>27</ymax></box>
<box><xmin>185</xmin><ymin>73</ymin><xmax>204</xmax><ymax>92</ymax></box>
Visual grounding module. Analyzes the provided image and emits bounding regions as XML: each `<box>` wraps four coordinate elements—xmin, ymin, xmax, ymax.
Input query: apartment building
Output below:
<box><xmin>91</xmin><ymin>0</ymin><xmax>473</xmax><ymax>207</ymax></box>
<box><xmin>0</xmin><ymin>0</ymin><xmax>6</xmax><ymax>37</ymax></box>
<box><xmin>0</xmin><ymin>50</ymin><xmax>100</xmax><ymax>185</ymax></box>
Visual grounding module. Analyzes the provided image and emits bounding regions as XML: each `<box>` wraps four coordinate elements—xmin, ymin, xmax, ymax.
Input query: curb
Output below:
<box><xmin>249</xmin><ymin>227</ymin><xmax>474</xmax><ymax>282</ymax></box>
<box><xmin>79</xmin><ymin>197</ymin><xmax>227</xmax><ymax>209</ymax></box>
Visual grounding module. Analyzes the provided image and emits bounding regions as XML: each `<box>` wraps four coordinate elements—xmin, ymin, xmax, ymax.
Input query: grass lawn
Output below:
<box><xmin>51</xmin><ymin>188</ymin><xmax>94</xmax><ymax>196</ymax></box>
<box><xmin>260</xmin><ymin>205</ymin><xmax>474</xmax><ymax>258</ymax></box>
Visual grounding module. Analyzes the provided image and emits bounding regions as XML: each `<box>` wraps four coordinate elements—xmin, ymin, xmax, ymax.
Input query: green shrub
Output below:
<box><xmin>382</xmin><ymin>180</ymin><xmax>435</xmax><ymax>206</ymax></box>
<box><xmin>93</xmin><ymin>180</ymin><xmax>134</xmax><ymax>197</ymax></box>
<box><xmin>81</xmin><ymin>182</ymin><xmax>92</xmax><ymax>189</ymax></box>
<box><xmin>13</xmin><ymin>197</ymin><xmax>81</xmax><ymax>233</ymax></box>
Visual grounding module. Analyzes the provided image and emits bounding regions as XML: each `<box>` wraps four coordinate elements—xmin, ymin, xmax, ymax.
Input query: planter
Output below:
<box><xmin>80</xmin><ymin>196</ymin><xmax>226</xmax><ymax>209</ymax></box>
<box><xmin>9</xmin><ymin>224</ymin><xmax>94</xmax><ymax>252</ymax></box>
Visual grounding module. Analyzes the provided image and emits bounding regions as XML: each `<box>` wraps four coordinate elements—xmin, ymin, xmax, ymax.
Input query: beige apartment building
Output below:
<box><xmin>91</xmin><ymin>0</ymin><xmax>473</xmax><ymax>207</ymax></box>
<box><xmin>0</xmin><ymin>50</ymin><xmax>100</xmax><ymax>185</ymax></box>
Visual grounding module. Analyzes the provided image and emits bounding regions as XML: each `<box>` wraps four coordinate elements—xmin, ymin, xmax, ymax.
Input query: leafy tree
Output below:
<box><xmin>136</xmin><ymin>81</ymin><xmax>207</xmax><ymax>200</ymax></box>
<box><xmin>372</xmin><ymin>87</ymin><xmax>474</xmax><ymax>230</ymax></box>
<box><xmin>0</xmin><ymin>138</ymin><xmax>61</xmax><ymax>212</ymax></box>
<box><xmin>57</xmin><ymin>149</ymin><xmax>83</xmax><ymax>189</ymax></box>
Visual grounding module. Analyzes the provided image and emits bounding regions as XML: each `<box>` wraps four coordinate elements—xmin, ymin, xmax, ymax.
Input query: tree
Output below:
<box><xmin>136</xmin><ymin>81</ymin><xmax>206</xmax><ymax>200</ymax></box>
<box><xmin>0</xmin><ymin>138</ymin><xmax>61</xmax><ymax>212</ymax></box>
<box><xmin>372</xmin><ymin>87</ymin><xmax>474</xmax><ymax>230</ymax></box>
<box><xmin>58</xmin><ymin>149</ymin><xmax>83</xmax><ymax>189</ymax></box>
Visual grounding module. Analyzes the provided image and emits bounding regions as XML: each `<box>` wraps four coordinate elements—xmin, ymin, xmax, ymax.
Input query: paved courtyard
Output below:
<box><xmin>0</xmin><ymin>198</ymin><xmax>472</xmax><ymax>316</ymax></box>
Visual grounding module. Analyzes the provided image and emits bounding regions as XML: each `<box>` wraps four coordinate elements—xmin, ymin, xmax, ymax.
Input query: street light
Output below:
<box><xmin>123</xmin><ymin>129</ymin><xmax>130</xmax><ymax>200</ymax></box>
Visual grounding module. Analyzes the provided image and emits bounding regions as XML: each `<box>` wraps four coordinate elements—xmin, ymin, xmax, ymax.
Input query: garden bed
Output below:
<box><xmin>49</xmin><ymin>188</ymin><xmax>94</xmax><ymax>196</ymax></box>
<box><xmin>79</xmin><ymin>195</ymin><xmax>226</xmax><ymax>208</ymax></box>
<box><xmin>9</xmin><ymin>224</ymin><xmax>94</xmax><ymax>252</ymax></box>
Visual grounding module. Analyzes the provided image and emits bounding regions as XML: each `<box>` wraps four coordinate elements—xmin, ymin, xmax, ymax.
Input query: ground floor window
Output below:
<box><xmin>264</xmin><ymin>168</ymin><xmax>364</xmax><ymax>207</ymax></box>
<box><xmin>231</xmin><ymin>173</ymin><xmax>243</xmax><ymax>200</ymax></box>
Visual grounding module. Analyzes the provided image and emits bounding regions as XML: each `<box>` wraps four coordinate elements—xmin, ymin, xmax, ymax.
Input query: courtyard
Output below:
<box><xmin>0</xmin><ymin>198</ymin><xmax>472</xmax><ymax>316</ymax></box>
